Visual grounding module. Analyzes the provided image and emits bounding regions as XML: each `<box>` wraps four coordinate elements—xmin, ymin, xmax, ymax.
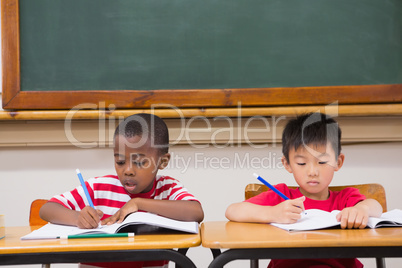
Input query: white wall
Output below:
<box><xmin>1</xmin><ymin>141</ymin><xmax>402</xmax><ymax>268</ymax></box>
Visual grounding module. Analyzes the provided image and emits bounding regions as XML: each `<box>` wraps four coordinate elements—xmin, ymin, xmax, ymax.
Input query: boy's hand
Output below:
<box><xmin>77</xmin><ymin>206</ymin><xmax>103</xmax><ymax>229</ymax></box>
<box><xmin>336</xmin><ymin>206</ymin><xmax>369</xmax><ymax>229</ymax></box>
<box><xmin>101</xmin><ymin>198</ymin><xmax>140</xmax><ymax>225</ymax></box>
<box><xmin>272</xmin><ymin>196</ymin><xmax>306</xmax><ymax>224</ymax></box>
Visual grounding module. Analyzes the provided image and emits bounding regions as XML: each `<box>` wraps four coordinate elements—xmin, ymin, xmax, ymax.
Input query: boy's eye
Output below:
<box><xmin>116</xmin><ymin>160</ymin><xmax>125</xmax><ymax>166</ymax></box>
<box><xmin>319</xmin><ymin>161</ymin><xmax>328</xmax><ymax>165</ymax></box>
<box><xmin>297</xmin><ymin>163</ymin><xmax>306</xmax><ymax>166</ymax></box>
<box><xmin>133</xmin><ymin>160</ymin><xmax>147</xmax><ymax>167</ymax></box>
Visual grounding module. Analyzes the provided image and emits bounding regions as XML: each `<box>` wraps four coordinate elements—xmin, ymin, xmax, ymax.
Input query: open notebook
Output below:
<box><xmin>22</xmin><ymin>212</ymin><xmax>199</xmax><ymax>240</ymax></box>
<box><xmin>271</xmin><ymin>209</ymin><xmax>402</xmax><ymax>231</ymax></box>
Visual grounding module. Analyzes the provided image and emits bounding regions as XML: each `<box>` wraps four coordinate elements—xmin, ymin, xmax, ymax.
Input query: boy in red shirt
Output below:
<box><xmin>225</xmin><ymin>112</ymin><xmax>382</xmax><ymax>268</ymax></box>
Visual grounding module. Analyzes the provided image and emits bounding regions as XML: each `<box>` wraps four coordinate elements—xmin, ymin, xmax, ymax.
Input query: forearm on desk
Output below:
<box><xmin>39</xmin><ymin>202</ymin><xmax>80</xmax><ymax>226</ymax></box>
<box><xmin>225</xmin><ymin>202</ymin><xmax>276</xmax><ymax>223</ymax></box>
<box><xmin>134</xmin><ymin>198</ymin><xmax>204</xmax><ymax>222</ymax></box>
<box><xmin>355</xmin><ymin>198</ymin><xmax>383</xmax><ymax>218</ymax></box>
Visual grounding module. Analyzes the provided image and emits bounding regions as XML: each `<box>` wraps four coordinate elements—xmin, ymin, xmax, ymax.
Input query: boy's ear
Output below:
<box><xmin>281</xmin><ymin>156</ymin><xmax>293</xmax><ymax>173</ymax></box>
<box><xmin>334</xmin><ymin>153</ymin><xmax>345</xmax><ymax>171</ymax></box>
<box><xmin>158</xmin><ymin>153</ymin><xmax>171</xmax><ymax>170</ymax></box>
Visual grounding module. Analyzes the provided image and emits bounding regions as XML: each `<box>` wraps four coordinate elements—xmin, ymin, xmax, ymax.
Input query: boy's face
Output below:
<box><xmin>113</xmin><ymin>134</ymin><xmax>170</xmax><ymax>195</ymax></box>
<box><xmin>282</xmin><ymin>142</ymin><xmax>344</xmax><ymax>200</ymax></box>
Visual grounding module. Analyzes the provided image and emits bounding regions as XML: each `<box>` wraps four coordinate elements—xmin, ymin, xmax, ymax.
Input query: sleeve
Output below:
<box><xmin>155</xmin><ymin>176</ymin><xmax>200</xmax><ymax>202</ymax></box>
<box><xmin>337</xmin><ymin>187</ymin><xmax>366</xmax><ymax>209</ymax></box>
<box><xmin>48</xmin><ymin>179</ymin><xmax>96</xmax><ymax>211</ymax></box>
<box><xmin>245</xmin><ymin>183</ymin><xmax>291</xmax><ymax>206</ymax></box>
<box><xmin>168</xmin><ymin>182</ymin><xmax>199</xmax><ymax>202</ymax></box>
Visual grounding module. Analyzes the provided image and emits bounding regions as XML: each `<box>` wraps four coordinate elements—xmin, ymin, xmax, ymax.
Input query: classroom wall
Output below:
<box><xmin>2</xmin><ymin>6</ymin><xmax>402</xmax><ymax>268</ymax></box>
<box><xmin>1</xmin><ymin>125</ymin><xmax>402</xmax><ymax>268</ymax></box>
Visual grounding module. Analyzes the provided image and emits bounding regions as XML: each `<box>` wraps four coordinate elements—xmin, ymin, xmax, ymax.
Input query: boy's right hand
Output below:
<box><xmin>272</xmin><ymin>196</ymin><xmax>306</xmax><ymax>224</ymax></box>
<box><xmin>76</xmin><ymin>206</ymin><xmax>103</xmax><ymax>229</ymax></box>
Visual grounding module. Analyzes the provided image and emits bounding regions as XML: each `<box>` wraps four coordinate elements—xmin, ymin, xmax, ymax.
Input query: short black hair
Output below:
<box><xmin>282</xmin><ymin>112</ymin><xmax>342</xmax><ymax>162</ymax></box>
<box><xmin>114</xmin><ymin>113</ymin><xmax>169</xmax><ymax>155</ymax></box>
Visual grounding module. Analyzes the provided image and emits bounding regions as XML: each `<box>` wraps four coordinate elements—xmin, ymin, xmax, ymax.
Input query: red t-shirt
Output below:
<box><xmin>245</xmin><ymin>184</ymin><xmax>366</xmax><ymax>268</ymax></box>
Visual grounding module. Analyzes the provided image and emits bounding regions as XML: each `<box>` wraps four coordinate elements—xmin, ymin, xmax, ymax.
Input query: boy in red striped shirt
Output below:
<box><xmin>40</xmin><ymin>113</ymin><xmax>204</xmax><ymax>268</ymax></box>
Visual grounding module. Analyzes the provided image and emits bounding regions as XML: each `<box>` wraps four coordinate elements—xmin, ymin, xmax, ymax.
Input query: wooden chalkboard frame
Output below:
<box><xmin>2</xmin><ymin>0</ymin><xmax>402</xmax><ymax>110</ymax></box>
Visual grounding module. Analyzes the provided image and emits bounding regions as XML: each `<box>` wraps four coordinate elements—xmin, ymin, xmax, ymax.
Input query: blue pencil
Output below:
<box><xmin>76</xmin><ymin>169</ymin><xmax>95</xmax><ymax>209</ymax></box>
<box><xmin>253</xmin><ymin>173</ymin><xmax>306</xmax><ymax>215</ymax></box>
<box><xmin>253</xmin><ymin>173</ymin><xmax>289</xmax><ymax>200</ymax></box>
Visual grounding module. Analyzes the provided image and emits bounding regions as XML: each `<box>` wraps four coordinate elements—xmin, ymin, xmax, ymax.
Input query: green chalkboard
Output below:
<box><xmin>2</xmin><ymin>0</ymin><xmax>402</xmax><ymax>109</ymax></box>
<box><xmin>19</xmin><ymin>0</ymin><xmax>402</xmax><ymax>92</ymax></box>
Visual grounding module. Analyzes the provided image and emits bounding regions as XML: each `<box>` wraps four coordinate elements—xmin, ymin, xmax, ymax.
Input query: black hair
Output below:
<box><xmin>282</xmin><ymin>112</ymin><xmax>341</xmax><ymax>162</ymax></box>
<box><xmin>114</xmin><ymin>113</ymin><xmax>169</xmax><ymax>155</ymax></box>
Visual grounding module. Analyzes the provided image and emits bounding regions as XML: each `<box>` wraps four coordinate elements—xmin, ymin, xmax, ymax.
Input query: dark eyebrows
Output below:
<box><xmin>293</xmin><ymin>152</ymin><xmax>330</xmax><ymax>160</ymax></box>
<box><xmin>130</xmin><ymin>153</ymin><xmax>146</xmax><ymax>158</ymax></box>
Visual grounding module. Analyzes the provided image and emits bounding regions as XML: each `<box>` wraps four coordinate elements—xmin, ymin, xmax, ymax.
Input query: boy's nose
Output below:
<box><xmin>124</xmin><ymin>165</ymin><xmax>135</xmax><ymax>176</ymax></box>
<box><xmin>308</xmin><ymin>164</ymin><xmax>319</xmax><ymax>177</ymax></box>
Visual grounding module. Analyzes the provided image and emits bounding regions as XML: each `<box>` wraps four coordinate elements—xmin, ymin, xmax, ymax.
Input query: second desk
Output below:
<box><xmin>201</xmin><ymin>221</ymin><xmax>402</xmax><ymax>268</ymax></box>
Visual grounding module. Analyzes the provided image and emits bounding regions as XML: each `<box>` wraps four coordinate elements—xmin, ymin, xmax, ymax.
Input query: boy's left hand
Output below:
<box><xmin>336</xmin><ymin>206</ymin><xmax>369</xmax><ymax>229</ymax></box>
<box><xmin>101</xmin><ymin>198</ymin><xmax>140</xmax><ymax>225</ymax></box>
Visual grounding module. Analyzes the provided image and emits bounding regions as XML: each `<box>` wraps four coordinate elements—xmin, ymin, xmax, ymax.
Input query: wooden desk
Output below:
<box><xmin>0</xmin><ymin>226</ymin><xmax>200</xmax><ymax>267</ymax></box>
<box><xmin>201</xmin><ymin>221</ymin><xmax>402</xmax><ymax>268</ymax></box>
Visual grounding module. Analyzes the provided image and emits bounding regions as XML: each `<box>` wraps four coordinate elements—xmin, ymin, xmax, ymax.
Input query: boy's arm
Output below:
<box><xmin>102</xmin><ymin>198</ymin><xmax>204</xmax><ymax>225</ymax></box>
<box><xmin>39</xmin><ymin>201</ymin><xmax>103</xmax><ymax>229</ymax></box>
<box><xmin>356</xmin><ymin>198</ymin><xmax>383</xmax><ymax>217</ymax></box>
<box><xmin>226</xmin><ymin>202</ymin><xmax>276</xmax><ymax>223</ymax></box>
<box><xmin>225</xmin><ymin>196</ymin><xmax>305</xmax><ymax>224</ymax></box>
<box><xmin>336</xmin><ymin>198</ymin><xmax>383</xmax><ymax>229</ymax></box>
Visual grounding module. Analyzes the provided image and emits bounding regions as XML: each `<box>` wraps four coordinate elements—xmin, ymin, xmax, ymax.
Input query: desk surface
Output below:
<box><xmin>1</xmin><ymin>226</ymin><xmax>200</xmax><ymax>254</ymax></box>
<box><xmin>201</xmin><ymin>221</ymin><xmax>402</xmax><ymax>249</ymax></box>
<box><xmin>202</xmin><ymin>221</ymin><xmax>402</xmax><ymax>268</ymax></box>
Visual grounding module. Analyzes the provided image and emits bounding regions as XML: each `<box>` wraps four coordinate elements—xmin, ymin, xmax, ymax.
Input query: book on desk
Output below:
<box><xmin>271</xmin><ymin>208</ymin><xmax>402</xmax><ymax>232</ymax></box>
<box><xmin>21</xmin><ymin>212</ymin><xmax>199</xmax><ymax>240</ymax></box>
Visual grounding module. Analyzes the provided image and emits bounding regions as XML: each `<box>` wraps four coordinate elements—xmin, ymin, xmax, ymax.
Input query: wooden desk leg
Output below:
<box><xmin>376</xmin><ymin>257</ymin><xmax>386</xmax><ymax>268</ymax></box>
<box><xmin>41</xmin><ymin>265</ymin><xmax>50</xmax><ymax>268</ymax></box>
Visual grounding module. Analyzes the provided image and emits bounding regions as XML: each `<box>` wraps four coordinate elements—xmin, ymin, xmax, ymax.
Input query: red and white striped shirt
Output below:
<box><xmin>50</xmin><ymin>174</ymin><xmax>199</xmax><ymax>220</ymax></box>
<box><xmin>49</xmin><ymin>174</ymin><xmax>199</xmax><ymax>268</ymax></box>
